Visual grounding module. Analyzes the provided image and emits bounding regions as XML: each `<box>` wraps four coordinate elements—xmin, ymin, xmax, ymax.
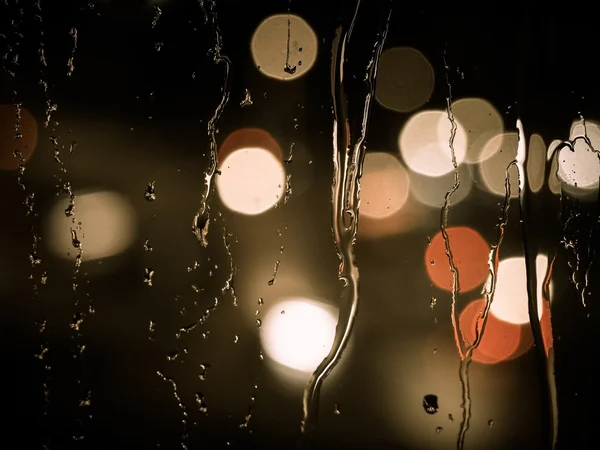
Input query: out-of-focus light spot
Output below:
<box><xmin>451</xmin><ymin>98</ymin><xmax>503</xmax><ymax>164</ymax></box>
<box><xmin>375</xmin><ymin>47</ymin><xmax>434</xmax><ymax>113</ymax></box>
<box><xmin>216</xmin><ymin>147</ymin><xmax>286</xmax><ymax>215</ymax></box>
<box><xmin>488</xmin><ymin>255</ymin><xmax>546</xmax><ymax>325</ymax></box>
<box><xmin>527</xmin><ymin>134</ymin><xmax>546</xmax><ymax>194</ymax></box>
<box><xmin>409</xmin><ymin>163</ymin><xmax>473</xmax><ymax>208</ymax></box>
<box><xmin>459</xmin><ymin>298</ymin><xmax>521</xmax><ymax>364</ymax></box>
<box><xmin>260</xmin><ymin>298</ymin><xmax>337</xmax><ymax>373</ymax></box>
<box><xmin>425</xmin><ymin>227</ymin><xmax>489</xmax><ymax>293</ymax></box>
<box><xmin>360</xmin><ymin>152</ymin><xmax>409</xmax><ymax>218</ymax></box>
<box><xmin>399</xmin><ymin>110</ymin><xmax>468</xmax><ymax>177</ymax></box>
<box><xmin>0</xmin><ymin>104</ymin><xmax>38</xmax><ymax>171</ymax></box>
<box><xmin>547</xmin><ymin>140</ymin><xmax>561</xmax><ymax>195</ymax></box>
<box><xmin>219</xmin><ymin>128</ymin><xmax>282</xmax><ymax>161</ymax></box>
<box><xmin>557</xmin><ymin>119</ymin><xmax>600</xmax><ymax>193</ymax></box>
<box><xmin>46</xmin><ymin>190</ymin><xmax>136</xmax><ymax>262</ymax></box>
<box><xmin>479</xmin><ymin>132</ymin><xmax>519</xmax><ymax>198</ymax></box>
<box><xmin>251</xmin><ymin>14</ymin><xmax>318</xmax><ymax>81</ymax></box>
<box><xmin>359</xmin><ymin>196</ymin><xmax>425</xmax><ymax>240</ymax></box>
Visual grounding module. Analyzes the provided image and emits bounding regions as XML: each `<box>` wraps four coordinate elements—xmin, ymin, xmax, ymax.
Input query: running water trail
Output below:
<box><xmin>192</xmin><ymin>0</ymin><xmax>232</xmax><ymax>246</ymax></box>
<box><xmin>301</xmin><ymin>0</ymin><xmax>392</xmax><ymax>436</ymax></box>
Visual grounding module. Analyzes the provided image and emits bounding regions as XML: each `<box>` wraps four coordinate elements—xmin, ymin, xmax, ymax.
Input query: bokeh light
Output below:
<box><xmin>459</xmin><ymin>298</ymin><xmax>521</xmax><ymax>365</ymax></box>
<box><xmin>260</xmin><ymin>298</ymin><xmax>337</xmax><ymax>374</ymax></box>
<box><xmin>0</xmin><ymin>104</ymin><xmax>38</xmax><ymax>171</ymax></box>
<box><xmin>216</xmin><ymin>147</ymin><xmax>286</xmax><ymax>215</ymax></box>
<box><xmin>409</xmin><ymin>163</ymin><xmax>473</xmax><ymax>208</ymax></box>
<box><xmin>488</xmin><ymin>255</ymin><xmax>546</xmax><ymax>325</ymax></box>
<box><xmin>360</xmin><ymin>152</ymin><xmax>409</xmax><ymax>218</ymax></box>
<box><xmin>478</xmin><ymin>132</ymin><xmax>520</xmax><ymax>198</ymax></box>
<box><xmin>219</xmin><ymin>128</ymin><xmax>282</xmax><ymax>161</ymax></box>
<box><xmin>375</xmin><ymin>47</ymin><xmax>434</xmax><ymax>113</ymax></box>
<box><xmin>399</xmin><ymin>110</ymin><xmax>468</xmax><ymax>177</ymax></box>
<box><xmin>46</xmin><ymin>190</ymin><xmax>136</xmax><ymax>262</ymax></box>
<box><xmin>425</xmin><ymin>227</ymin><xmax>489</xmax><ymax>293</ymax></box>
<box><xmin>557</xmin><ymin>119</ymin><xmax>600</xmax><ymax>193</ymax></box>
<box><xmin>251</xmin><ymin>14</ymin><xmax>318</xmax><ymax>81</ymax></box>
<box><xmin>547</xmin><ymin>140</ymin><xmax>561</xmax><ymax>195</ymax></box>
<box><xmin>451</xmin><ymin>98</ymin><xmax>503</xmax><ymax>164</ymax></box>
<box><xmin>527</xmin><ymin>133</ymin><xmax>546</xmax><ymax>194</ymax></box>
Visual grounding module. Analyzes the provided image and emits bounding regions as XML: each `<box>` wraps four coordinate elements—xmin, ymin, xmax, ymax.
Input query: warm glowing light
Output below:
<box><xmin>399</xmin><ymin>110</ymin><xmax>468</xmax><ymax>177</ymax></box>
<box><xmin>451</xmin><ymin>98</ymin><xmax>504</xmax><ymax>164</ymax></box>
<box><xmin>46</xmin><ymin>190</ymin><xmax>136</xmax><ymax>261</ymax></box>
<box><xmin>375</xmin><ymin>47</ymin><xmax>434</xmax><ymax>113</ymax></box>
<box><xmin>557</xmin><ymin>119</ymin><xmax>600</xmax><ymax>192</ymax></box>
<box><xmin>260</xmin><ymin>299</ymin><xmax>337</xmax><ymax>373</ymax></box>
<box><xmin>409</xmin><ymin>163</ymin><xmax>473</xmax><ymax>208</ymax></box>
<box><xmin>0</xmin><ymin>104</ymin><xmax>38</xmax><ymax>171</ymax></box>
<box><xmin>488</xmin><ymin>255</ymin><xmax>546</xmax><ymax>325</ymax></box>
<box><xmin>219</xmin><ymin>128</ymin><xmax>282</xmax><ymax>161</ymax></box>
<box><xmin>360</xmin><ymin>152</ymin><xmax>409</xmax><ymax>218</ymax></box>
<box><xmin>479</xmin><ymin>133</ymin><xmax>519</xmax><ymax>198</ymax></box>
<box><xmin>216</xmin><ymin>147</ymin><xmax>286</xmax><ymax>215</ymax></box>
<box><xmin>425</xmin><ymin>226</ymin><xmax>489</xmax><ymax>293</ymax></box>
<box><xmin>251</xmin><ymin>14</ymin><xmax>318</xmax><ymax>81</ymax></box>
<box><xmin>459</xmin><ymin>299</ymin><xmax>521</xmax><ymax>364</ymax></box>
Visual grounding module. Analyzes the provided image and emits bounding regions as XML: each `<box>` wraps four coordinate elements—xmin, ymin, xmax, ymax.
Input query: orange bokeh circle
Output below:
<box><xmin>459</xmin><ymin>298</ymin><xmax>521</xmax><ymax>365</ymax></box>
<box><xmin>426</xmin><ymin>226</ymin><xmax>489</xmax><ymax>293</ymax></box>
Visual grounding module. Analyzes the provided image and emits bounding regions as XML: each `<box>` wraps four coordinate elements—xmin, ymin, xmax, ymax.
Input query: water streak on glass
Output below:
<box><xmin>192</xmin><ymin>0</ymin><xmax>232</xmax><ymax>246</ymax></box>
<box><xmin>454</xmin><ymin>122</ymin><xmax>523</xmax><ymax>450</ymax></box>
<box><xmin>439</xmin><ymin>51</ymin><xmax>464</xmax><ymax>360</ymax></box>
<box><xmin>157</xmin><ymin>370</ymin><xmax>189</xmax><ymax>449</ymax></box>
<box><xmin>301</xmin><ymin>0</ymin><xmax>392</xmax><ymax>435</ymax></box>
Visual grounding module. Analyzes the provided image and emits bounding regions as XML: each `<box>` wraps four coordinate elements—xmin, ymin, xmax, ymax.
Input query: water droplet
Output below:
<box><xmin>334</xmin><ymin>404</ymin><xmax>341</xmax><ymax>415</ymax></box>
<box><xmin>143</xmin><ymin>239</ymin><xmax>153</xmax><ymax>252</ymax></box>
<box><xmin>423</xmin><ymin>394</ymin><xmax>439</xmax><ymax>414</ymax></box>
<box><xmin>436</xmin><ymin>426</ymin><xmax>443</xmax><ymax>434</ymax></box>
<box><xmin>234</xmin><ymin>335</ymin><xmax>239</xmax><ymax>344</ymax></box>
<box><xmin>488</xmin><ymin>419</ymin><xmax>494</xmax><ymax>427</ymax></box>
<box><xmin>199</xmin><ymin>363</ymin><xmax>209</xmax><ymax>381</ymax></box>
<box><xmin>448</xmin><ymin>413</ymin><xmax>454</xmax><ymax>422</ymax></box>
<box><xmin>430</xmin><ymin>297</ymin><xmax>437</xmax><ymax>309</ymax></box>
<box><xmin>430</xmin><ymin>259</ymin><xmax>435</xmax><ymax>265</ymax></box>
<box><xmin>195</xmin><ymin>392</ymin><xmax>208</xmax><ymax>414</ymax></box>
<box><xmin>258</xmin><ymin>298</ymin><xmax>264</xmax><ymax>305</ymax></box>
<box><xmin>256</xmin><ymin>319</ymin><xmax>262</xmax><ymax>328</ymax></box>
<box><xmin>240</xmin><ymin>88</ymin><xmax>253</xmax><ymax>107</ymax></box>
<box><xmin>144</xmin><ymin>268</ymin><xmax>154</xmax><ymax>286</ymax></box>
<box><xmin>144</xmin><ymin>181</ymin><xmax>156</xmax><ymax>202</ymax></box>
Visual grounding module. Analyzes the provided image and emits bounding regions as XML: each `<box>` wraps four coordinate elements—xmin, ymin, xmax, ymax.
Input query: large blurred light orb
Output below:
<box><xmin>488</xmin><ymin>255</ymin><xmax>546</xmax><ymax>325</ymax></box>
<box><xmin>0</xmin><ymin>104</ymin><xmax>38</xmax><ymax>171</ymax></box>
<box><xmin>360</xmin><ymin>152</ymin><xmax>409</xmax><ymax>218</ymax></box>
<box><xmin>216</xmin><ymin>147</ymin><xmax>286</xmax><ymax>215</ymax></box>
<box><xmin>251</xmin><ymin>14</ymin><xmax>318</xmax><ymax>81</ymax></box>
<box><xmin>399</xmin><ymin>110</ymin><xmax>468</xmax><ymax>177</ymax></box>
<box><xmin>557</xmin><ymin>119</ymin><xmax>600</xmax><ymax>191</ymax></box>
<box><xmin>46</xmin><ymin>190</ymin><xmax>136</xmax><ymax>261</ymax></box>
<box><xmin>260</xmin><ymin>298</ymin><xmax>337</xmax><ymax>373</ymax></box>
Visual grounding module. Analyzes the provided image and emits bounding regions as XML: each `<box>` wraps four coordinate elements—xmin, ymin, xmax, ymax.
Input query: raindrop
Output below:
<box><xmin>488</xmin><ymin>419</ymin><xmax>494</xmax><ymax>427</ymax></box>
<box><xmin>258</xmin><ymin>298</ymin><xmax>264</xmax><ymax>305</ymax></box>
<box><xmin>240</xmin><ymin>89</ymin><xmax>253</xmax><ymax>107</ymax></box>
<box><xmin>195</xmin><ymin>392</ymin><xmax>208</xmax><ymax>414</ymax></box>
<box><xmin>144</xmin><ymin>268</ymin><xmax>154</xmax><ymax>286</ymax></box>
<box><xmin>423</xmin><ymin>394</ymin><xmax>439</xmax><ymax>414</ymax></box>
<box><xmin>430</xmin><ymin>297</ymin><xmax>437</xmax><ymax>309</ymax></box>
<box><xmin>234</xmin><ymin>335</ymin><xmax>239</xmax><ymax>344</ymax></box>
<box><xmin>430</xmin><ymin>259</ymin><xmax>435</xmax><ymax>265</ymax></box>
<box><xmin>436</xmin><ymin>426</ymin><xmax>443</xmax><ymax>434</ymax></box>
<box><xmin>199</xmin><ymin>363</ymin><xmax>209</xmax><ymax>381</ymax></box>
<box><xmin>334</xmin><ymin>404</ymin><xmax>341</xmax><ymax>415</ymax></box>
<box><xmin>256</xmin><ymin>319</ymin><xmax>262</xmax><ymax>328</ymax></box>
<box><xmin>448</xmin><ymin>413</ymin><xmax>454</xmax><ymax>422</ymax></box>
<box><xmin>144</xmin><ymin>182</ymin><xmax>156</xmax><ymax>202</ymax></box>
<box><xmin>143</xmin><ymin>239</ymin><xmax>153</xmax><ymax>252</ymax></box>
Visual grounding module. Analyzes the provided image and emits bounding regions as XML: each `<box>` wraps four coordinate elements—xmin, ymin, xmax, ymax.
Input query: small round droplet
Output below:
<box><xmin>448</xmin><ymin>413</ymin><xmax>454</xmax><ymax>422</ymax></box>
<box><xmin>423</xmin><ymin>394</ymin><xmax>439</xmax><ymax>415</ymax></box>
<box><xmin>334</xmin><ymin>403</ymin><xmax>341</xmax><ymax>415</ymax></box>
<box><xmin>430</xmin><ymin>259</ymin><xmax>435</xmax><ymax>265</ymax></box>
<box><xmin>488</xmin><ymin>419</ymin><xmax>494</xmax><ymax>427</ymax></box>
<box><xmin>436</xmin><ymin>426</ymin><xmax>443</xmax><ymax>434</ymax></box>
